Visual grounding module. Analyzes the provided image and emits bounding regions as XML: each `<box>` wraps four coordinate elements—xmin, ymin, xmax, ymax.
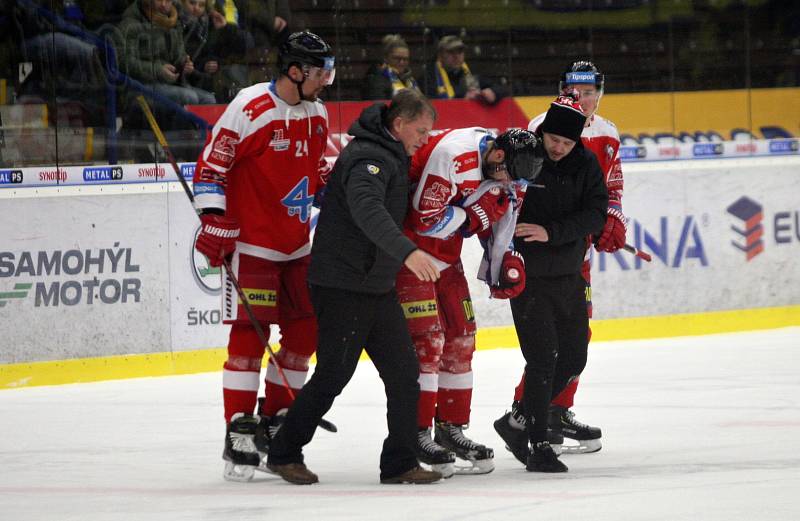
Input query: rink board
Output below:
<box><xmin>1</xmin><ymin>155</ymin><xmax>799</xmax><ymax>387</ymax></box>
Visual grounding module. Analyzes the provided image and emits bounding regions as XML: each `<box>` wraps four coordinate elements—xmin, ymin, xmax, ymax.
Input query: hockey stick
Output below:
<box><xmin>136</xmin><ymin>95</ymin><xmax>337</xmax><ymax>433</ymax></box>
<box><xmin>622</xmin><ymin>243</ymin><xmax>652</xmax><ymax>262</ymax></box>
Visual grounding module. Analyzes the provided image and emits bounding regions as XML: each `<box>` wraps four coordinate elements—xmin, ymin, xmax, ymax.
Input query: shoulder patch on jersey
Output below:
<box><xmin>453</xmin><ymin>151</ymin><xmax>479</xmax><ymax>174</ymax></box>
<box><xmin>367</xmin><ymin>164</ymin><xmax>381</xmax><ymax>175</ymax></box>
<box><xmin>242</xmin><ymin>93</ymin><xmax>276</xmax><ymax>122</ymax></box>
<box><xmin>207</xmin><ymin>128</ymin><xmax>239</xmax><ymax>169</ymax></box>
<box><xmin>420</xmin><ymin>178</ymin><xmax>450</xmax><ymax>211</ymax></box>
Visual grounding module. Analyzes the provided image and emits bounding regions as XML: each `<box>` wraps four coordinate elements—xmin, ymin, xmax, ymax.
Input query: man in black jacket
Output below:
<box><xmin>267</xmin><ymin>89</ymin><xmax>443</xmax><ymax>485</ymax></box>
<box><xmin>510</xmin><ymin>94</ymin><xmax>608</xmax><ymax>473</ymax></box>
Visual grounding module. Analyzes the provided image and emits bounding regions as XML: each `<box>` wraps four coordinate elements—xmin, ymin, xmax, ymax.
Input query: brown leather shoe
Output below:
<box><xmin>380</xmin><ymin>466</ymin><xmax>442</xmax><ymax>484</ymax></box>
<box><xmin>267</xmin><ymin>462</ymin><xmax>319</xmax><ymax>485</ymax></box>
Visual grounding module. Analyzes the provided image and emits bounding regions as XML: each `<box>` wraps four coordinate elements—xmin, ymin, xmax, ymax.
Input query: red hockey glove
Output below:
<box><xmin>595</xmin><ymin>207</ymin><xmax>627</xmax><ymax>253</ymax></box>
<box><xmin>491</xmin><ymin>251</ymin><xmax>526</xmax><ymax>299</ymax></box>
<box><xmin>464</xmin><ymin>186</ymin><xmax>510</xmax><ymax>236</ymax></box>
<box><xmin>195</xmin><ymin>213</ymin><xmax>240</xmax><ymax>267</ymax></box>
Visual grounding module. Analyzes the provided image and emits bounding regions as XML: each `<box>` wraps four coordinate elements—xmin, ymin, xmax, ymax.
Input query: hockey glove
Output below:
<box><xmin>595</xmin><ymin>207</ymin><xmax>627</xmax><ymax>253</ymax></box>
<box><xmin>195</xmin><ymin>213</ymin><xmax>240</xmax><ymax>267</ymax></box>
<box><xmin>464</xmin><ymin>186</ymin><xmax>510</xmax><ymax>236</ymax></box>
<box><xmin>491</xmin><ymin>251</ymin><xmax>526</xmax><ymax>299</ymax></box>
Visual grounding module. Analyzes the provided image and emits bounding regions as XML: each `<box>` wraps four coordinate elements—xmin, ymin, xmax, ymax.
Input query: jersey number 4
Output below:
<box><xmin>281</xmin><ymin>177</ymin><xmax>314</xmax><ymax>223</ymax></box>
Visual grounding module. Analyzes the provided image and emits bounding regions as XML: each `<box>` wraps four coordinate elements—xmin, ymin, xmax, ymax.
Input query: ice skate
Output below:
<box><xmin>435</xmin><ymin>420</ymin><xmax>495</xmax><ymax>475</ymax></box>
<box><xmin>222</xmin><ymin>413</ymin><xmax>261</xmax><ymax>482</ymax></box>
<box><xmin>553</xmin><ymin>406</ymin><xmax>602</xmax><ymax>454</ymax></box>
<box><xmin>415</xmin><ymin>427</ymin><xmax>456</xmax><ymax>478</ymax></box>
<box><xmin>526</xmin><ymin>441</ymin><xmax>568</xmax><ymax>473</ymax></box>
<box><xmin>493</xmin><ymin>402</ymin><xmax>529</xmax><ymax>465</ymax></box>
<box><xmin>380</xmin><ymin>466</ymin><xmax>443</xmax><ymax>484</ymax></box>
<box><xmin>254</xmin><ymin>408</ymin><xmax>287</xmax><ymax>473</ymax></box>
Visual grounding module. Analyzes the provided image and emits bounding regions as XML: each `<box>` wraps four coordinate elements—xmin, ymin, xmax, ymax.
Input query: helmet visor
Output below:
<box><xmin>305</xmin><ymin>57</ymin><xmax>336</xmax><ymax>86</ymax></box>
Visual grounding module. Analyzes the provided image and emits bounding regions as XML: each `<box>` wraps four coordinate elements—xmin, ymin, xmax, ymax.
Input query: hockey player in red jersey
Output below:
<box><xmin>191</xmin><ymin>30</ymin><xmax>335</xmax><ymax>482</ymax></box>
<box><xmin>494</xmin><ymin>61</ymin><xmax>626</xmax><ymax>459</ymax></box>
<box><xmin>398</xmin><ymin>127</ymin><xmax>542</xmax><ymax>476</ymax></box>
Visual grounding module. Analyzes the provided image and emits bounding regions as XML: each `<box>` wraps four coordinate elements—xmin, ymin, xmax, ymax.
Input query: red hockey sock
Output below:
<box><xmin>437</xmin><ymin>387</ymin><xmax>473</xmax><ymax>425</ymax></box>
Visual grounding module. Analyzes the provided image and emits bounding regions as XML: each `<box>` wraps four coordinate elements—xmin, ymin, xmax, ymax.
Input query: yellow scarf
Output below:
<box><xmin>435</xmin><ymin>60</ymin><xmax>472</xmax><ymax>99</ymax></box>
<box><xmin>222</xmin><ymin>0</ymin><xmax>238</xmax><ymax>25</ymax></box>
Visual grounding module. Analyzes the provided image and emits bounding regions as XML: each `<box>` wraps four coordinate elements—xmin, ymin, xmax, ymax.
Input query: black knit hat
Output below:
<box><xmin>540</xmin><ymin>95</ymin><xmax>586</xmax><ymax>142</ymax></box>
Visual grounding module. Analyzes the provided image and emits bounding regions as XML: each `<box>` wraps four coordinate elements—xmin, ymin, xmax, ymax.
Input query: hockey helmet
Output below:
<box><xmin>493</xmin><ymin>129</ymin><xmax>544</xmax><ymax>182</ymax></box>
<box><xmin>278</xmin><ymin>31</ymin><xmax>336</xmax><ymax>85</ymax></box>
<box><xmin>559</xmin><ymin>60</ymin><xmax>604</xmax><ymax>93</ymax></box>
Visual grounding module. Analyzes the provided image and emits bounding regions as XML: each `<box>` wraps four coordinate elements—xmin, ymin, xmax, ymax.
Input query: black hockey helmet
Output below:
<box><xmin>559</xmin><ymin>60</ymin><xmax>604</xmax><ymax>93</ymax></box>
<box><xmin>278</xmin><ymin>30</ymin><xmax>335</xmax><ymax>80</ymax></box>
<box><xmin>493</xmin><ymin>129</ymin><xmax>544</xmax><ymax>182</ymax></box>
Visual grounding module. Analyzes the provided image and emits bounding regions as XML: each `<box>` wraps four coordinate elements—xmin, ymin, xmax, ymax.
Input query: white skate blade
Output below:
<box><xmin>223</xmin><ymin>461</ymin><xmax>256</xmax><ymax>482</ymax></box>
<box><xmin>429</xmin><ymin>462</ymin><xmax>455</xmax><ymax>479</ymax></box>
<box><xmin>453</xmin><ymin>457</ymin><xmax>494</xmax><ymax>475</ymax></box>
<box><xmin>561</xmin><ymin>438</ymin><xmax>601</xmax><ymax>454</ymax></box>
<box><xmin>255</xmin><ymin>452</ymin><xmax>275</xmax><ymax>474</ymax></box>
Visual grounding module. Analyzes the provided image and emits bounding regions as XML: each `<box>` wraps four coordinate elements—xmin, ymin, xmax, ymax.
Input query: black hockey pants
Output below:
<box><xmin>510</xmin><ymin>273</ymin><xmax>589</xmax><ymax>444</ymax></box>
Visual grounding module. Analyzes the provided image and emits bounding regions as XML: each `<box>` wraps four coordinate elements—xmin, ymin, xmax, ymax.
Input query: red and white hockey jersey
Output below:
<box><xmin>528</xmin><ymin>112</ymin><xmax>623</xmax><ymax>209</ymax></box>
<box><xmin>405</xmin><ymin>127</ymin><xmax>495</xmax><ymax>265</ymax></box>
<box><xmin>193</xmin><ymin>82</ymin><xmax>330</xmax><ymax>261</ymax></box>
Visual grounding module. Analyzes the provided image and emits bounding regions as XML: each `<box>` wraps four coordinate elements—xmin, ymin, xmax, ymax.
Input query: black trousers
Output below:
<box><xmin>268</xmin><ymin>284</ymin><xmax>421</xmax><ymax>480</ymax></box>
<box><xmin>510</xmin><ymin>273</ymin><xmax>588</xmax><ymax>443</ymax></box>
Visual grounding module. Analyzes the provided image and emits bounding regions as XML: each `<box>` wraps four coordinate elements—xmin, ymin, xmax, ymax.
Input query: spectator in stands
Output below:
<box><xmin>115</xmin><ymin>0</ymin><xmax>216</xmax><ymax>106</ymax></box>
<box><xmin>12</xmin><ymin>0</ymin><xmax>107</xmax><ymax>124</ymax></box>
<box><xmin>177</xmin><ymin>0</ymin><xmax>250</xmax><ymax>102</ymax></box>
<box><xmin>362</xmin><ymin>34</ymin><xmax>420</xmax><ymax>100</ymax></box>
<box><xmin>216</xmin><ymin>0</ymin><xmax>289</xmax><ymax>76</ymax></box>
<box><xmin>423</xmin><ymin>35</ymin><xmax>506</xmax><ymax>105</ymax></box>
<box><xmin>221</xmin><ymin>0</ymin><xmax>289</xmax><ymax>49</ymax></box>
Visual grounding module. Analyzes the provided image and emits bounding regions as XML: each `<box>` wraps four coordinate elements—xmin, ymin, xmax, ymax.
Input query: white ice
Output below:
<box><xmin>1</xmin><ymin>327</ymin><xmax>799</xmax><ymax>521</ymax></box>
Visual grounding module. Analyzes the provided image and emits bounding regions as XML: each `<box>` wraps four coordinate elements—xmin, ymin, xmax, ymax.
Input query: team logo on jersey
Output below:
<box><xmin>420</xmin><ymin>180</ymin><xmax>450</xmax><ymax>211</ymax></box>
<box><xmin>367</xmin><ymin>164</ymin><xmax>380</xmax><ymax>175</ymax></box>
<box><xmin>242</xmin><ymin>93</ymin><xmax>275</xmax><ymax>121</ymax></box>
<box><xmin>605</xmin><ymin>144</ymin><xmax>614</xmax><ymax>161</ymax></box>
<box><xmin>269</xmin><ymin>129</ymin><xmax>290</xmax><ymax>151</ymax></box>
<box><xmin>208</xmin><ymin>128</ymin><xmax>239</xmax><ymax>168</ymax></box>
<box><xmin>453</xmin><ymin>151</ymin><xmax>479</xmax><ymax>174</ymax></box>
<box><xmin>315</xmin><ymin>124</ymin><xmax>324</xmax><ymax>136</ymax></box>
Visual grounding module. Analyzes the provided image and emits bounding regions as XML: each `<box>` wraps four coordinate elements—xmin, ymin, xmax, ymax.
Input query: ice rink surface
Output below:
<box><xmin>1</xmin><ymin>327</ymin><xmax>799</xmax><ymax>521</ymax></box>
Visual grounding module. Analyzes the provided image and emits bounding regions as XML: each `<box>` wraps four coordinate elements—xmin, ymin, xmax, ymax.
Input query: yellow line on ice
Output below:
<box><xmin>2</xmin><ymin>305</ymin><xmax>798</xmax><ymax>389</ymax></box>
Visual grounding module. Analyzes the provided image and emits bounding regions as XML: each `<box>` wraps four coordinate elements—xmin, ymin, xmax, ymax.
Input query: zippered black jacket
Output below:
<box><xmin>308</xmin><ymin>103</ymin><xmax>418</xmax><ymax>294</ymax></box>
<box><xmin>514</xmin><ymin>139</ymin><xmax>608</xmax><ymax>277</ymax></box>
